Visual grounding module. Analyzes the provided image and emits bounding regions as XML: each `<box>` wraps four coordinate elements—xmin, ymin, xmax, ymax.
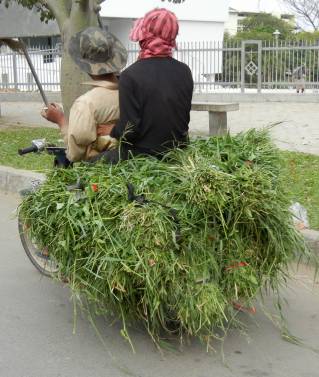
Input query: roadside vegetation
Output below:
<box><xmin>280</xmin><ymin>151</ymin><xmax>319</xmax><ymax>229</ymax></box>
<box><xmin>225</xmin><ymin>13</ymin><xmax>319</xmax><ymax>42</ymax></box>
<box><xmin>0</xmin><ymin>126</ymin><xmax>59</xmax><ymax>170</ymax></box>
<box><xmin>1</xmin><ymin>126</ymin><xmax>318</xmax><ymax>229</ymax></box>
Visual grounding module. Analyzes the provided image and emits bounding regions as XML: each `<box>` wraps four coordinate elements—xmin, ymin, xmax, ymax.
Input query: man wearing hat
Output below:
<box><xmin>97</xmin><ymin>8</ymin><xmax>194</xmax><ymax>161</ymax></box>
<box><xmin>41</xmin><ymin>27</ymin><xmax>127</xmax><ymax>162</ymax></box>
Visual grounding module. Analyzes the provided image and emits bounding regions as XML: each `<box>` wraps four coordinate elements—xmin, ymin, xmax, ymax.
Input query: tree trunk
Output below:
<box><xmin>36</xmin><ymin>0</ymin><xmax>103</xmax><ymax>116</ymax></box>
<box><xmin>59</xmin><ymin>1</ymin><xmax>99</xmax><ymax>117</ymax></box>
<box><xmin>60</xmin><ymin>25</ymin><xmax>90</xmax><ymax>118</ymax></box>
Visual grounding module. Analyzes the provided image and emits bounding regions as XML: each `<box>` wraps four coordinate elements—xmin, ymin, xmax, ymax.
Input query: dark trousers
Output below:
<box><xmin>89</xmin><ymin>142</ymin><xmax>188</xmax><ymax>164</ymax></box>
<box><xmin>89</xmin><ymin>144</ymin><xmax>164</xmax><ymax>164</ymax></box>
<box><xmin>88</xmin><ymin>148</ymin><xmax>125</xmax><ymax>164</ymax></box>
<box><xmin>88</xmin><ymin>145</ymin><xmax>149</xmax><ymax>164</ymax></box>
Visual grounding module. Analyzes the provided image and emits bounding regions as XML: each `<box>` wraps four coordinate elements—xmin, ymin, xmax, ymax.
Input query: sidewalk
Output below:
<box><xmin>191</xmin><ymin>102</ymin><xmax>319</xmax><ymax>155</ymax></box>
<box><xmin>1</xmin><ymin>101</ymin><xmax>319</xmax><ymax>155</ymax></box>
<box><xmin>0</xmin><ymin>102</ymin><xmax>54</xmax><ymax>128</ymax></box>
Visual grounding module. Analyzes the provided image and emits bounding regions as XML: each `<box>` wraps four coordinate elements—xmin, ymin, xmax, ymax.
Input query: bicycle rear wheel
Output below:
<box><xmin>18</xmin><ymin>217</ymin><xmax>59</xmax><ymax>277</ymax></box>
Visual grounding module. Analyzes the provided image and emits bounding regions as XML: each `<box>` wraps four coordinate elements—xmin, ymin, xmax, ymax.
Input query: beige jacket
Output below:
<box><xmin>61</xmin><ymin>80</ymin><xmax>119</xmax><ymax>162</ymax></box>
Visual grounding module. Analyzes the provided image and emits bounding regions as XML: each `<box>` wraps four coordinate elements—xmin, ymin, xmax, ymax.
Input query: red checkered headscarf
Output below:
<box><xmin>130</xmin><ymin>8</ymin><xmax>179</xmax><ymax>59</ymax></box>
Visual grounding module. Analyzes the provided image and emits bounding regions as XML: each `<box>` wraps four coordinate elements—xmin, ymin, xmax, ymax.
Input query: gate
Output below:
<box><xmin>240</xmin><ymin>40</ymin><xmax>262</xmax><ymax>93</ymax></box>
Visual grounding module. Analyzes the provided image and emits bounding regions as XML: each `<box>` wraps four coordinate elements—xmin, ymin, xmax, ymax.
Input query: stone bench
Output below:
<box><xmin>192</xmin><ymin>102</ymin><xmax>239</xmax><ymax>136</ymax></box>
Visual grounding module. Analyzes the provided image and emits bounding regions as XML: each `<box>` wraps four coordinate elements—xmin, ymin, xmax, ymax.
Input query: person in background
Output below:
<box><xmin>41</xmin><ymin>27</ymin><xmax>127</xmax><ymax>162</ymax></box>
<box><xmin>293</xmin><ymin>64</ymin><xmax>306</xmax><ymax>94</ymax></box>
<box><xmin>95</xmin><ymin>8</ymin><xmax>194</xmax><ymax>163</ymax></box>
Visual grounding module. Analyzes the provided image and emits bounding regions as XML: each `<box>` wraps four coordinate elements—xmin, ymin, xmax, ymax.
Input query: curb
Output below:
<box><xmin>1</xmin><ymin>92</ymin><xmax>319</xmax><ymax>104</ymax></box>
<box><xmin>0</xmin><ymin>165</ymin><xmax>45</xmax><ymax>194</ymax></box>
<box><xmin>0</xmin><ymin>165</ymin><xmax>318</xmax><ymax>256</ymax></box>
<box><xmin>0</xmin><ymin>92</ymin><xmax>61</xmax><ymax>103</ymax></box>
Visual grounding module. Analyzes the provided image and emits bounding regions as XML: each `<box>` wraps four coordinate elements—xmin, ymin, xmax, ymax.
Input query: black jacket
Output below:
<box><xmin>111</xmin><ymin>57</ymin><xmax>194</xmax><ymax>155</ymax></box>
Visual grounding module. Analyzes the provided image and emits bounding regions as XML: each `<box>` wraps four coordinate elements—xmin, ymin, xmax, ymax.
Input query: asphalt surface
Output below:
<box><xmin>1</xmin><ymin>192</ymin><xmax>319</xmax><ymax>377</ymax></box>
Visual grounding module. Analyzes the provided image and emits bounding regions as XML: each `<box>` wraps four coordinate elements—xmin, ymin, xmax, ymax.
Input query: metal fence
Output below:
<box><xmin>1</xmin><ymin>40</ymin><xmax>319</xmax><ymax>93</ymax></box>
<box><xmin>0</xmin><ymin>46</ymin><xmax>61</xmax><ymax>92</ymax></box>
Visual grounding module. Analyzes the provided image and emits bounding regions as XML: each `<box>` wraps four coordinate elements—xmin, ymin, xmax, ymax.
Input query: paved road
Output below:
<box><xmin>1</xmin><ymin>192</ymin><xmax>319</xmax><ymax>377</ymax></box>
<box><xmin>2</xmin><ymin>102</ymin><xmax>319</xmax><ymax>155</ymax></box>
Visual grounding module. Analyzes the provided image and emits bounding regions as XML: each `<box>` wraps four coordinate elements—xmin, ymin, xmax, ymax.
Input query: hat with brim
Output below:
<box><xmin>69</xmin><ymin>27</ymin><xmax>128</xmax><ymax>75</ymax></box>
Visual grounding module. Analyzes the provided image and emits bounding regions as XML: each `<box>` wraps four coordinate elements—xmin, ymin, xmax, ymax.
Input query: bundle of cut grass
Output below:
<box><xmin>19</xmin><ymin>129</ymin><xmax>308</xmax><ymax>346</ymax></box>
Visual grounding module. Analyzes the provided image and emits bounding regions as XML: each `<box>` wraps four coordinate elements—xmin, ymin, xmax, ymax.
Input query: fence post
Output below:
<box><xmin>241</xmin><ymin>41</ymin><xmax>245</xmax><ymax>93</ymax></box>
<box><xmin>12</xmin><ymin>52</ymin><xmax>18</xmax><ymax>91</ymax></box>
<box><xmin>1</xmin><ymin>73</ymin><xmax>9</xmax><ymax>89</ymax></box>
<box><xmin>257</xmin><ymin>41</ymin><xmax>262</xmax><ymax>93</ymax></box>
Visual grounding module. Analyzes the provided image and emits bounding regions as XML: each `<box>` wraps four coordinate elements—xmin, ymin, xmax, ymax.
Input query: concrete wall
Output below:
<box><xmin>102</xmin><ymin>0</ymin><xmax>229</xmax><ymax>47</ymax></box>
<box><xmin>101</xmin><ymin>0</ymin><xmax>230</xmax><ymax>22</ymax></box>
<box><xmin>193</xmin><ymin>93</ymin><xmax>319</xmax><ymax>103</ymax></box>
<box><xmin>178</xmin><ymin>20</ymin><xmax>225</xmax><ymax>43</ymax></box>
<box><xmin>0</xmin><ymin>2</ymin><xmax>59</xmax><ymax>38</ymax></box>
<box><xmin>2</xmin><ymin>92</ymin><xmax>319</xmax><ymax>104</ymax></box>
<box><xmin>106</xmin><ymin>18</ymin><xmax>226</xmax><ymax>47</ymax></box>
<box><xmin>106</xmin><ymin>19</ymin><xmax>134</xmax><ymax>47</ymax></box>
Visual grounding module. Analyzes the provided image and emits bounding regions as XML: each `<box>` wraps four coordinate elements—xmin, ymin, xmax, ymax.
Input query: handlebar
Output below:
<box><xmin>18</xmin><ymin>139</ymin><xmax>46</xmax><ymax>156</ymax></box>
<box><xmin>18</xmin><ymin>145</ymin><xmax>38</xmax><ymax>156</ymax></box>
<box><xmin>18</xmin><ymin>140</ymin><xmax>72</xmax><ymax>168</ymax></box>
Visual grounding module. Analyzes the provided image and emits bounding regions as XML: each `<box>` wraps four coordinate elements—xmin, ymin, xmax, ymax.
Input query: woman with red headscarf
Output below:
<box><xmin>98</xmin><ymin>8</ymin><xmax>194</xmax><ymax>162</ymax></box>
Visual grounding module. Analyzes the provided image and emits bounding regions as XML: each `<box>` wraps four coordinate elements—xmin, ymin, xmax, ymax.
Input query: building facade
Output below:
<box><xmin>0</xmin><ymin>1</ymin><xmax>230</xmax><ymax>91</ymax></box>
<box><xmin>1</xmin><ymin>1</ymin><xmax>231</xmax><ymax>47</ymax></box>
<box><xmin>101</xmin><ymin>0</ymin><xmax>230</xmax><ymax>45</ymax></box>
<box><xmin>225</xmin><ymin>1</ymin><xmax>295</xmax><ymax>36</ymax></box>
<box><xmin>0</xmin><ymin>2</ymin><xmax>60</xmax><ymax>49</ymax></box>
<box><xmin>225</xmin><ymin>7</ymin><xmax>239</xmax><ymax>36</ymax></box>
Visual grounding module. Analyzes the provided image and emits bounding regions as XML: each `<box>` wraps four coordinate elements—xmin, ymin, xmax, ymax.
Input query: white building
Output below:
<box><xmin>101</xmin><ymin>0</ymin><xmax>230</xmax><ymax>46</ymax></box>
<box><xmin>230</xmin><ymin>0</ymin><xmax>287</xmax><ymax>15</ymax></box>
<box><xmin>225</xmin><ymin>1</ymin><xmax>294</xmax><ymax>36</ymax></box>
<box><xmin>225</xmin><ymin>7</ymin><xmax>239</xmax><ymax>36</ymax></box>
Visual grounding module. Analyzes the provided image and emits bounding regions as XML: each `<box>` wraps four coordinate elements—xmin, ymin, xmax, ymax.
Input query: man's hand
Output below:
<box><xmin>97</xmin><ymin>124</ymin><xmax>115</xmax><ymax>137</ymax></box>
<box><xmin>41</xmin><ymin>103</ymin><xmax>66</xmax><ymax>127</ymax></box>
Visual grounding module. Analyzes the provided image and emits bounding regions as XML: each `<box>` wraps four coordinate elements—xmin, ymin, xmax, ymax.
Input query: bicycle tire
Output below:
<box><xmin>18</xmin><ymin>217</ymin><xmax>58</xmax><ymax>278</ymax></box>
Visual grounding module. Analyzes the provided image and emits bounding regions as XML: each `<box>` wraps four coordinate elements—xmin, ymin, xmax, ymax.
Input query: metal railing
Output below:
<box><xmin>1</xmin><ymin>40</ymin><xmax>319</xmax><ymax>93</ymax></box>
<box><xmin>0</xmin><ymin>46</ymin><xmax>61</xmax><ymax>92</ymax></box>
<box><xmin>260</xmin><ymin>40</ymin><xmax>319</xmax><ymax>91</ymax></box>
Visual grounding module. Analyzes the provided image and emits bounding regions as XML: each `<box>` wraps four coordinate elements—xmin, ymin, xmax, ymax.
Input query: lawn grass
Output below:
<box><xmin>1</xmin><ymin>127</ymin><xmax>319</xmax><ymax>229</ymax></box>
<box><xmin>0</xmin><ymin>127</ymin><xmax>60</xmax><ymax>171</ymax></box>
<box><xmin>280</xmin><ymin>151</ymin><xmax>319</xmax><ymax>230</ymax></box>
